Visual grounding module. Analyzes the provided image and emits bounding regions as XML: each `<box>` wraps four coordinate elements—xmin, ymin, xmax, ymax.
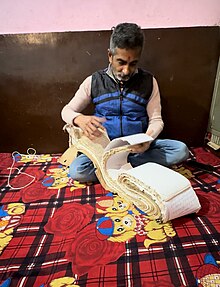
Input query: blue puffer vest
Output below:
<box><xmin>91</xmin><ymin>68</ymin><xmax>153</xmax><ymax>140</ymax></box>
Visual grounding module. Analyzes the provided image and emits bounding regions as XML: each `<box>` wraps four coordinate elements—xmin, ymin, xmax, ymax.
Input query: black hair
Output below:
<box><xmin>109</xmin><ymin>23</ymin><xmax>144</xmax><ymax>54</ymax></box>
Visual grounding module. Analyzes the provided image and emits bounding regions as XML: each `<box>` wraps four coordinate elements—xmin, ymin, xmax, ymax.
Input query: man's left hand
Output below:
<box><xmin>130</xmin><ymin>142</ymin><xmax>151</xmax><ymax>153</ymax></box>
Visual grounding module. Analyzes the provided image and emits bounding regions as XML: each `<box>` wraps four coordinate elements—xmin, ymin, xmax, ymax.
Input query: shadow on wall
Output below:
<box><xmin>0</xmin><ymin>27</ymin><xmax>219</xmax><ymax>153</ymax></box>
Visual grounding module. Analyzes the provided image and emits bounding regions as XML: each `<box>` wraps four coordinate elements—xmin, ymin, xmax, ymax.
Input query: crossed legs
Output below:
<box><xmin>69</xmin><ymin>139</ymin><xmax>189</xmax><ymax>183</ymax></box>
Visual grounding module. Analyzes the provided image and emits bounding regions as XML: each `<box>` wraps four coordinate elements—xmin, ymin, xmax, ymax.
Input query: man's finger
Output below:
<box><xmin>92</xmin><ymin>118</ymin><xmax>106</xmax><ymax>129</ymax></box>
<box><xmin>93</xmin><ymin>116</ymin><xmax>106</xmax><ymax>123</ymax></box>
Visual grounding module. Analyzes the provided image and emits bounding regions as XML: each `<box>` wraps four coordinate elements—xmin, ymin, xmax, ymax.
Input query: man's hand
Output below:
<box><xmin>73</xmin><ymin>115</ymin><xmax>106</xmax><ymax>140</ymax></box>
<box><xmin>130</xmin><ymin>129</ymin><xmax>154</xmax><ymax>153</ymax></box>
<box><xmin>130</xmin><ymin>142</ymin><xmax>151</xmax><ymax>153</ymax></box>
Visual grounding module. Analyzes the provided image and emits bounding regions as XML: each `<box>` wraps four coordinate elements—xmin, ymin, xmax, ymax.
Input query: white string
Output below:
<box><xmin>6</xmin><ymin>150</ymin><xmax>37</xmax><ymax>190</ymax></box>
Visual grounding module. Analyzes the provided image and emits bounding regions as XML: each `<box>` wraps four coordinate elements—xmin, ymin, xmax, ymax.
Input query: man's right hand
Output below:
<box><xmin>73</xmin><ymin>115</ymin><xmax>106</xmax><ymax>140</ymax></box>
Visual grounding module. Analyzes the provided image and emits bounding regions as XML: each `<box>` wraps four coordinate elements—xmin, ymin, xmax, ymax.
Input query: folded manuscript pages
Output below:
<box><xmin>62</xmin><ymin>124</ymin><xmax>201</xmax><ymax>223</ymax></box>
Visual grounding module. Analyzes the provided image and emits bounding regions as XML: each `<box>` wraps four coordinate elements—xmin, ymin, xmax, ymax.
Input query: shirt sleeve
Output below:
<box><xmin>146</xmin><ymin>77</ymin><xmax>164</xmax><ymax>139</ymax></box>
<box><xmin>61</xmin><ymin>76</ymin><xmax>92</xmax><ymax>125</ymax></box>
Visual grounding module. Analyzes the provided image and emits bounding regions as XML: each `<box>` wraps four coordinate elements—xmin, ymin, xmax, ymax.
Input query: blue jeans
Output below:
<box><xmin>69</xmin><ymin>139</ymin><xmax>189</xmax><ymax>183</ymax></box>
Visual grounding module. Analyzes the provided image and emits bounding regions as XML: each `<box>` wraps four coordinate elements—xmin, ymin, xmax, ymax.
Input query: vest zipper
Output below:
<box><xmin>119</xmin><ymin>83</ymin><xmax>124</xmax><ymax>137</ymax></box>
<box><xmin>120</xmin><ymin>92</ymin><xmax>123</xmax><ymax>137</ymax></box>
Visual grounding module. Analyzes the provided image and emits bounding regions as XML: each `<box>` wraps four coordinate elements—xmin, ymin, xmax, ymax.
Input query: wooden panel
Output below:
<box><xmin>0</xmin><ymin>27</ymin><xmax>219</xmax><ymax>153</ymax></box>
<box><xmin>141</xmin><ymin>27</ymin><xmax>220</xmax><ymax>145</ymax></box>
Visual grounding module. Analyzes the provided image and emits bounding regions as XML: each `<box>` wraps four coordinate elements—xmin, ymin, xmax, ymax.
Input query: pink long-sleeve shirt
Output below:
<box><xmin>61</xmin><ymin>70</ymin><xmax>164</xmax><ymax>140</ymax></box>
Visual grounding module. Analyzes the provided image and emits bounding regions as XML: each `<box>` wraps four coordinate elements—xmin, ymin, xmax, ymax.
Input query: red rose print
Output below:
<box><xmin>196</xmin><ymin>191</ymin><xmax>220</xmax><ymax>221</ymax></box>
<box><xmin>67</xmin><ymin>222</ymin><xmax>126</xmax><ymax>276</ymax></box>
<box><xmin>7</xmin><ymin>169</ymin><xmax>45</xmax><ymax>191</ymax></box>
<box><xmin>44</xmin><ymin>203</ymin><xmax>94</xmax><ymax>239</ymax></box>
<box><xmin>193</xmin><ymin>147</ymin><xmax>220</xmax><ymax>166</ymax></box>
<box><xmin>0</xmin><ymin>153</ymin><xmax>13</xmax><ymax>171</ymax></box>
<box><xmin>21</xmin><ymin>181</ymin><xmax>57</xmax><ymax>203</ymax></box>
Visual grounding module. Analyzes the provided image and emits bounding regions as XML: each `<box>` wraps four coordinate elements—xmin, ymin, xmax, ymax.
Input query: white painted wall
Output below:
<box><xmin>0</xmin><ymin>0</ymin><xmax>220</xmax><ymax>34</ymax></box>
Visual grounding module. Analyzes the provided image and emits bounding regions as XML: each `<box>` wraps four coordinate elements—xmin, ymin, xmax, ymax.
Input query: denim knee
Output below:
<box><xmin>68</xmin><ymin>155</ymin><xmax>98</xmax><ymax>183</ymax></box>
<box><xmin>169</xmin><ymin>141</ymin><xmax>189</xmax><ymax>165</ymax></box>
<box><xmin>179</xmin><ymin>142</ymin><xmax>189</xmax><ymax>162</ymax></box>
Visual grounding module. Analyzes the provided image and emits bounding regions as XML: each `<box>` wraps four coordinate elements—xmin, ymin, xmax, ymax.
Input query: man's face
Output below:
<box><xmin>108</xmin><ymin>47</ymin><xmax>141</xmax><ymax>82</ymax></box>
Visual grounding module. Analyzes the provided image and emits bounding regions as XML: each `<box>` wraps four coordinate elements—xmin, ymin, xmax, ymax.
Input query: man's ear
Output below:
<box><xmin>108</xmin><ymin>49</ymin><xmax>113</xmax><ymax>64</ymax></box>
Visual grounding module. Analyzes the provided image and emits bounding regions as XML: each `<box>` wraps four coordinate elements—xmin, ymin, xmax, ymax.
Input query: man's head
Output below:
<box><xmin>109</xmin><ymin>23</ymin><xmax>144</xmax><ymax>54</ymax></box>
<box><xmin>108</xmin><ymin>23</ymin><xmax>144</xmax><ymax>82</ymax></box>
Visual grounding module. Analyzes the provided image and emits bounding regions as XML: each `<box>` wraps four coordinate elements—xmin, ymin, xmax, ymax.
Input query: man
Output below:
<box><xmin>61</xmin><ymin>23</ymin><xmax>189</xmax><ymax>183</ymax></box>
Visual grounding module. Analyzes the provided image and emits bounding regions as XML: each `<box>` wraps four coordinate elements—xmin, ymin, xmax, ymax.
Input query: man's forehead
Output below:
<box><xmin>113</xmin><ymin>47</ymin><xmax>141</xmax><ymax>61</ymax></box>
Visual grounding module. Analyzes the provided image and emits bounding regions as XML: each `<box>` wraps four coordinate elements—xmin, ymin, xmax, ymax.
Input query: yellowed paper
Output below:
<box><xmin>63</xmin><ymin>124</ymin><xmax>201</xmax><ymax>222</ymax></box>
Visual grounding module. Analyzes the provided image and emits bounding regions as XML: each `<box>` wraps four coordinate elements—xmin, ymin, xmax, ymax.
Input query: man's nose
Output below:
<box><xmin>122</xmin><ymin>65</ymin><xmax>130</xmax><ymax>75</ymax></box>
